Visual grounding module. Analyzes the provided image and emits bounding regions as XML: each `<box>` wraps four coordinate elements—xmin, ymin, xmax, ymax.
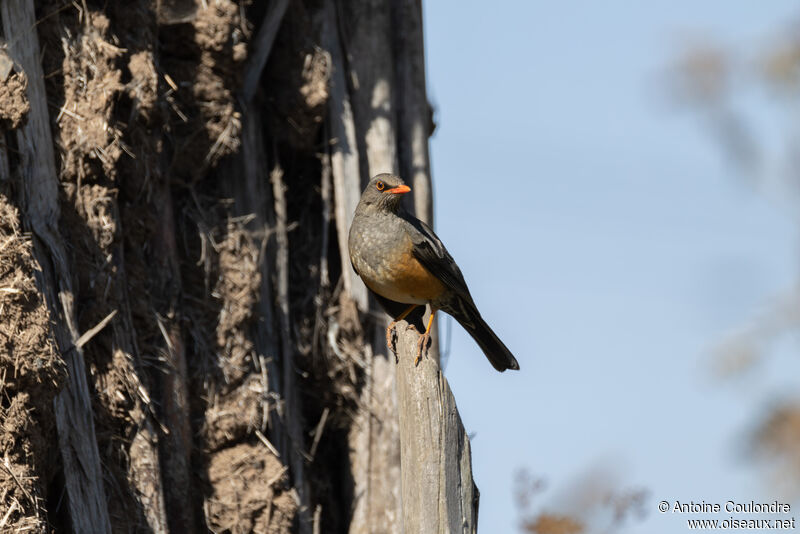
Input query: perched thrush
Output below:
<box><xmin>348</xmin><ymin>173</ymin><xmax>519</xmax><ymax>372</ymax></box>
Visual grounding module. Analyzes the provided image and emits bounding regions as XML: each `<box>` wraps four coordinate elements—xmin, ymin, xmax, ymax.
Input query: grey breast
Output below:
<box><xmin>349</xmin><ymin>211</ymin><xmax>408</xmax><ymax>287</ymax></box>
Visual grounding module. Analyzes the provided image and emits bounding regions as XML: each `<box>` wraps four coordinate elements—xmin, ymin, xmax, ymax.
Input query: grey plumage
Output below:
<box><xmin>349</xmin><ymin>173</ymin><xmax>520</xmax><ymax>372</ymax></box>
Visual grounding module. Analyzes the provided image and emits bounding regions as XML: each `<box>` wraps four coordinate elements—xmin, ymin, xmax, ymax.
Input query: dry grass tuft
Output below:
<box><xmin>57</xmin><ymin>13</ymin><xmax>125</xmax><ymax>183</ymax></box>
<box><xmin>205</xmin><ymin>442</ymin><xmax>298</xmax><ymax>533</ymax></box>
<box><xmin>0</xmin><ymin>191</ymin><xmax>65</xmax><ymax>531</ymax></box>
<box><xmin>0</xmin><ymin>52</ymin><xmax>29</xmax><ymax>130</ymax></box>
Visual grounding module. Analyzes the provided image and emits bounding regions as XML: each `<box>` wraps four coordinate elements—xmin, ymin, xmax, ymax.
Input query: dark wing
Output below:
<box><xmin>402</xmin><ymin>213</ymin><xmax>520</xmax><ymax>372</ymax></box>
<box><xmin>400</xmin><ymin>212</ymin><xmax>476</xmax><ymax>307</ymax></box>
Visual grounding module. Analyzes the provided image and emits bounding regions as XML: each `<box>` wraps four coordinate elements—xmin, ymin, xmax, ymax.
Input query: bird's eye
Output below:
<box><xmin>376</xmin><ymin>181</ymin><xmax>385</xmax><ymax>191</ymax></box>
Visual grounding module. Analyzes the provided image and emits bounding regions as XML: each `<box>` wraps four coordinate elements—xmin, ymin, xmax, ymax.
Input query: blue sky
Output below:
<box><xmin>422</xmin><ymin>2</ymin><xmax>800</xmax><ymax>532</ymax></box>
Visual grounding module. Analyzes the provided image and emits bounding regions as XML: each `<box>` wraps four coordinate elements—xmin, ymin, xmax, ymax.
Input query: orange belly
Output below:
<box><xmin>363</xmin><ymin>250</ymin><xmax>446</xmax><ymax>305</ymax></box>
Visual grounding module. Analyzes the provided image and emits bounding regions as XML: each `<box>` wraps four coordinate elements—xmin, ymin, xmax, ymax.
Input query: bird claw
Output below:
<box><xmin>386</xmin><ymin>323</ymin><xmax>399</xmax><ymax>356</ymax></box>
<box><xmin>386</xmin><ymin>321</ymin><xmax>397</xmax><ymax>355</ymax></box>
<box><xmin>414</xmin><ymin>332</ymin><xmax>430</xmax><ymax>367</ymax></box>
<box><xmin>385</xmin><ymin>325</ymin><xmax>394</xmax><ymax>350</ymax></box>
<box><xmin>388</xmin><ymin>320</ymin><xmax>428</xmax><ymax>367</ymax></box>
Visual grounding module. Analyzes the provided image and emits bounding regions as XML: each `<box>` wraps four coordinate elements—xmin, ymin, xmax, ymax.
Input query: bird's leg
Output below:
<box><xmin>415</xmin><ymin>309</ymin><xmax>437</xmax><ymax>366</ymax></box>
<box><xmin>386</xmin><ymin>304</ymin><xmax>418</xmax><ymax>354</ymax></box>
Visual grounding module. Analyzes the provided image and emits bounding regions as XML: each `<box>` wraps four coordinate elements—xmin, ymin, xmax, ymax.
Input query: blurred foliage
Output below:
<box><xmin>515</xmin><ymin>467</ymin><xmax>647</xmax><ymax>534</ymax></box>
<box><xmin>751</xmin><ymin>402</ymin><xmax>800</xmax><ymax>497</ymax></box>
<box><xmin>712</xmin><ymin>289</ymin><xmax>800</xmax><ymax>378</ymax></box>
<box><xmin>524</xmin><ymin>515</ymin><xmax>584</xmax><ymax>534</ymax></box>
<box><xmin>761</xmin><ymin>24</ymin><xmax>800</xmax><ymax>94</ymax></box>
<box><xmin>671</xmin><ymin>15</ymin><xmax>800</xmax><ymax>494</ymax></box>
<box><xmin>670</xmin><ymin>19</ymin><xmax>800</xmax><ymax>190</ymax></box>
<box><xmin>671</xmin><ymin>42</ymin><xmax>730</xmax><ymax>104</ymax></box>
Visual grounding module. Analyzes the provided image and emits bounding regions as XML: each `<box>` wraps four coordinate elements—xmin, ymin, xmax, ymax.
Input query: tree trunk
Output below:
<box><xmin>396</xmin><ymin>323</ymin><xmax>479</xmax><ymax>533</ymax></box>
<box><xmin>0</xmin><ymin>0</ymin><xmax>477</xmax><ymax>532</ymax></box>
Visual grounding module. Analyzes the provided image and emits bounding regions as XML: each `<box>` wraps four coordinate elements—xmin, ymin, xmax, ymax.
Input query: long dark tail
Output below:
<box><xmin>449</xmin><ymin>300</ymin><xmax>520</xmax><ymax>372</ymax></box>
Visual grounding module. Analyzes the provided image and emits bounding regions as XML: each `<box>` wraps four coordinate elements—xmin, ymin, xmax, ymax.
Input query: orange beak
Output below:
<box><xmin>386</xmin><ymin>184</ymin><xmax>411</xmax><ymax>194</ymax></box>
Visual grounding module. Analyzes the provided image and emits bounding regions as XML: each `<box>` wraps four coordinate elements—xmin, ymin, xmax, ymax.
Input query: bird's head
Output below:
<box><xmin>358</xmin><ymin>173</ymin><xmax>411</xmax><ymax>212</ymax></box>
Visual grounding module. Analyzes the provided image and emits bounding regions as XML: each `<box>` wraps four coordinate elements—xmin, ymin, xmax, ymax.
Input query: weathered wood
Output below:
<box><xmin>151</xmin><ymin>180</ymin><xmax>198</xmax><ymax>534</ymax></box>
<box><xmin>227</xmin><ymin>102</ymin><xmax>285</xmax><ymax>449</ymax></box>
<box><xmin>321</xmin><ymin>2</ymin><xmax>367</xmax><ymax>309</ymax></box>
<box><xmin>392</xmin><ymin>0</ymin><xmax>441</xmax><ymax>364</ymax></box>
<box><xmin>271</xmin><ymin>163</ymin><xmax>313</xmax><ymax>534</ymax></box>
<box><xmin>393</xmin><ymin>0</ymin><xmax>434</xmax><ymax>226</ymax></box>
<box><xmin>223</xmin><ymin>101</ymin><xmax>314</xmax><ymax>529</ymax></box>
<box><xmin>1</xmin><ymin>0</ymin><xmax>449</xmax><ymax>531</ymax></box>
<box><xmin>338</xmin><ymin>2</ymin><xmax>434</xmax><ymax>532</ymax></box>
<box><xmin>0</xmin><ymin>0</ymin><xmax>58</xmax><ymax>225</ymax></box>
<box><xmin>332</xmin><ymin>2</ymin><xmax>404</xmax><ymax>532</ymax></box>
<box><xmin>111</xmin><ymin>213</ymin><xmax>169</xmax><ymax>534</ymax></box>
<box><xmin>0</xmin><ymin>136</ymin><xmax>9</xmax><ymax>182</ymax></box>
<box><xmin>343</xmin><ymin>0</ymin><xmax>400</xmax><ymax>181</ymax></box>
<box><xmin>395</xmin><ymin>323</ymin><xmax>479</xmax><ymax>533</ymax></box>
<box><xmin>0</xmin><ymin>1</ymin><xmax>112</xmax><ymax>532</ymax></box>
<box><xmin>242</xmin><ymin>0</ymin><xmax>290</xmax><ymax>102</ymax></box>
<box><xmin>348</xmin><ymin>325</ymin><xmax>403</xmax><ymax>534</ymax></box>
<box><xmin>126</xmin><ymin>416</ymin><xmax>168</xmax><ymax>534</ymax></box>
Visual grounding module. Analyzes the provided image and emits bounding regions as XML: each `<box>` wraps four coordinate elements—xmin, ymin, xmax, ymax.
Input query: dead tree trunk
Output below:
<box><xmin>336</xmin><ymin>2</ymin><xmax>404</xmax><ymax>530</ymax></box>
<box><xmin>396</xmin><ymin>324</ymin><xmax>479</xmax><ymax>533</ymax></box>
<box><xmin>0</xmin><ymin>0</ymin><xmax>478</xmax><ymax>532</ymax></box>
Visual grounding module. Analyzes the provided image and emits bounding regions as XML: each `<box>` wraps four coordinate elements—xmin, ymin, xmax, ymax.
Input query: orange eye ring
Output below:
<box><xmin>376</xmin><ymin>181</ymin><xmax>385</xmax><ymax>191</ymax></box>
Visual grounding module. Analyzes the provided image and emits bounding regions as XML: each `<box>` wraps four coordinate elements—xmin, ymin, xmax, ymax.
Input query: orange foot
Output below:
<box><xmin>414</xmin><ymin>330</ymin><xmax>431</xmax><ymax>366</ymax></box>
<box><xmin>413</xmin><ymin>309</ymin><xmax>437</xmax><ymax>367</ymax></box>
<box><xmin>385</xmin><ymin>322</ymin><xmax>397</xmax><ymax>352</ymax></box>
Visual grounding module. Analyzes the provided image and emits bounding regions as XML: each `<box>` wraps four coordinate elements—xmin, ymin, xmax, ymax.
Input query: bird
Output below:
<box><xmin>348</xmin><ymin>173</ymin><xmax>520</xmax><ymax>372</ymax></box>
